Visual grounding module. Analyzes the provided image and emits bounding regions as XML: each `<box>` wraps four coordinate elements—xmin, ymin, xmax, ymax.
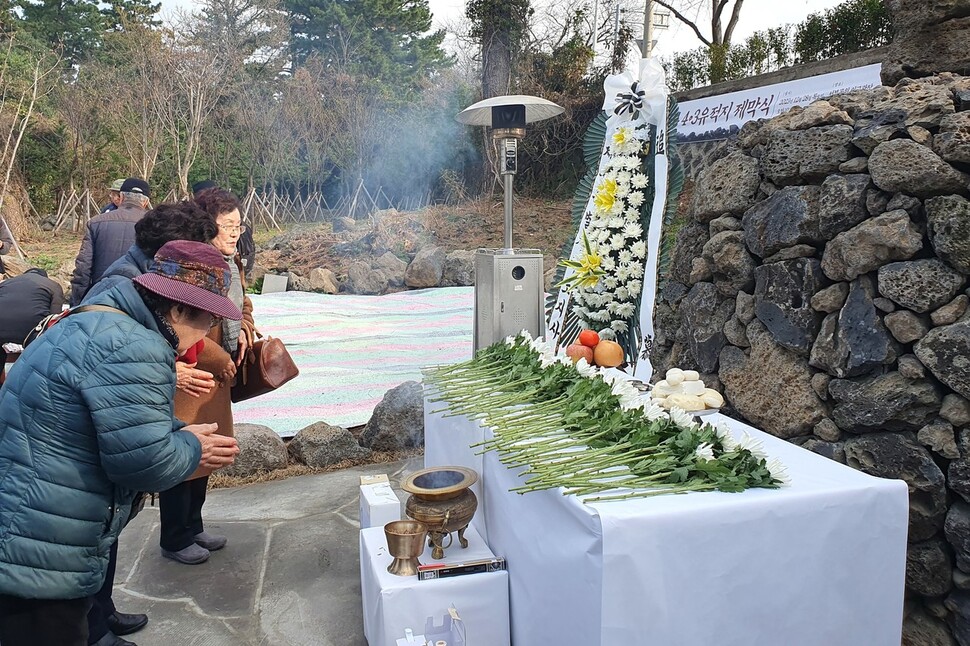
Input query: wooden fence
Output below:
<box><xmin>43</xmin><ymin>182</ymin><xmax>433</xmax><ymax>233</ymax></box>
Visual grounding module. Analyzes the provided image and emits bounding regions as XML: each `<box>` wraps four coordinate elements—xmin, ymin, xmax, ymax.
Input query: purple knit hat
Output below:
<box><xmin>133</xmin><ymin>240</ymin><xmax>243</xmax><ymax>320</ymax></box>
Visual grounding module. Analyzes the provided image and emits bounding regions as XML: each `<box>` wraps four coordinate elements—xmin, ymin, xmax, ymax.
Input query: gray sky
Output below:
<box><xmin>159</xmin><ymin>0</ymin><xmax>847</xmax><ymax>58</ymax></box>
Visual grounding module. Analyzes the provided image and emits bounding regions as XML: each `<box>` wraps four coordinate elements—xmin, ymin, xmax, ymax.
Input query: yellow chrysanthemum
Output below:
<box><xmin>612</xmin><ymin>127</ymin><xmax>632</xmax><ymax>147</ymax></box>
<box><xmin>594</xmin><ymin>178</ymin><xmax>617</xmax><ymax>212</ymax></box>
<box><xmin>557</xmin><ymin>231</ymin><xmax>605</xmax><ymax>291</ymax></box>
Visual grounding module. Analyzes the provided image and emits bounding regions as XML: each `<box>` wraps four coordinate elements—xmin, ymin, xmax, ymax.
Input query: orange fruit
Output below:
<box><xmin>592</xmin><ymin>340</ymin><xmax>624</xmax><ymax>367</ymax></box>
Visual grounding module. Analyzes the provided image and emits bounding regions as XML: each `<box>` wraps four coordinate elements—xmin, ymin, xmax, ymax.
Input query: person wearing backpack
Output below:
<box><xmin>0</xmin><ymin>268</ymin><xmax>64</xmax><ymax>383</ymax></box>
<box><xmin>0</xmin><ymin>241</ymin><xmax>241</xmax><ymax>646</ymax></box>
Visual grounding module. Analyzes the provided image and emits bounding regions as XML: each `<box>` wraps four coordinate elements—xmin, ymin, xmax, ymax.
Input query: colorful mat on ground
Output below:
<box><xmin>233</xmin><ymin>288</ymin><xmax>473</xmax><ymax>437</ymax></box>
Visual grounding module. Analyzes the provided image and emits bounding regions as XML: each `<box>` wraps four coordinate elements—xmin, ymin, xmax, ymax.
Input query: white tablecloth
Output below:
<box><xmin>359</xmin><ymin>524</ymin><xmax>511</xmax><ymax>646</ymax></box>
<box><xmin>424</xmin><ymin>403</ymin><xmax>909</xmax><ymax>646</ymax></box>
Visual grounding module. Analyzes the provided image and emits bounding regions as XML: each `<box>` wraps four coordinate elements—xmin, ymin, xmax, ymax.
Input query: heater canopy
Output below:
<box><xmin>456</xmin><ymin>95</ymin><xmax>564</xmax><ymax>127</ymax></box>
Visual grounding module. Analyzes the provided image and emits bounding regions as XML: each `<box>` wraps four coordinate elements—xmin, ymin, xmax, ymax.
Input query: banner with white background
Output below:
<box><xmin>677</xmin><ymin>63</ymin><xmax>882</xmax><ymax>142</ymax></box>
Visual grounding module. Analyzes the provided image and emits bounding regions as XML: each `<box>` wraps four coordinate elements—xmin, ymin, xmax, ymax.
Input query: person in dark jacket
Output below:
<box><xmin>0</xmin><ymin>217</ymin><xmax>16</xmax><ymax>274</ymax></box>
<box><xmin>69</xmin><ymin>177</ymin><xmax>151</xmax><ymax>306</ymax></box>
<box><xmin>0</xmin><ymin>268</ymin><xmax>63</xmax><ymax>379</ymax></box>
<box><xmin>80</xmin><ymin>202</ymin><xmax>220</xmax><ymax>646</ymax></box>
<box><xmin>0</xmin><ymin>240</ymin><xmax>241</xmax><ymax>646</ymax></box>
<box><xmin>100</xmin><ymin>179</ymin><xmax>125</xmax><ymax>214</ymax></box>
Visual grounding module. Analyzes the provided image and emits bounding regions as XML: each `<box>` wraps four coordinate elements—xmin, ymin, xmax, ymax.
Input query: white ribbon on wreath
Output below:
<box><xmin>602</xmin><ymin>57</ymin><xmax>668</xmax><ymax>128</ymax></box>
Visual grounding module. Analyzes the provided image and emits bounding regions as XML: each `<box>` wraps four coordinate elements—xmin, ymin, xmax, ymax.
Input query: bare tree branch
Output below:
<box><xmin>653</xmin><ymin>0</ymin><xmax>712</xmax><ymax>47</ymax></box>
<box><xmin>723</xmin><ymin>0</ymin><xmax>745</xmax><ymax>46</ymax></box>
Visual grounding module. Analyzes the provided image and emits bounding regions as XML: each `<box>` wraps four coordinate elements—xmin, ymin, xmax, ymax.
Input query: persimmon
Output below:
<box><xmin>578</xmin><ymin>329</ymin><xmax>600</xmax><ymax>348</ymax></box>
<box><xmin>592</xmin><ymin>340</ymin><xmax>624</xmax><ymax>367</ymax></box>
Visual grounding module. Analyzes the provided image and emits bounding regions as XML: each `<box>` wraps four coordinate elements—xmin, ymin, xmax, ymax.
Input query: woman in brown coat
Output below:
<box><xmin>159</xmin><ymin>188</ymin><xmax>257</xmax><ymax>565</ymax></box>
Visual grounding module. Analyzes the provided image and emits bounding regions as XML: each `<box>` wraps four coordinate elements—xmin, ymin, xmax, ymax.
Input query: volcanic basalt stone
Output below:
<box><xmin>916</xmin><ymin>321</ymin><xmax>970</xmax><ymax>400</ymax></box>
<box><xmin>898</xmin><ymin>354</ymin><xmax>928</xmax><ymax>380</ymax></box>
<box><xmin>801</xmin><ymin>439</ymin><xmax>845</xmax><ymax>463</ymax></box>
<box><xmin>884</xmin><ymin>310</ymin><xmax>931</xmax><ymax>345</ymax></box>
<box><xmin>908</xmin><ymin>125</ymin><xmax>934</xmax><ymax>146</ymax></box>
<box><xmin>692</xmin><ymin>152</ymin><xmax>762</xmax><ymax>222</ymax></box>
<box><xmin>818</xmin><ymin>173</ymin><xmax>873</xmax><ymax>239</ymax></box>
<box><xmin>918</xmin><ymin>419</ymin><xmax>960</xmax><ymax>459</ymax></box>
<box><xmin>811</xmin><ymin>282</ymin><xmax>849</xmax><ymax>314</ymax></box>
<box><xmin>811</xmin><ymin>372</ymin><xmax>831</xmax><ymax>401</ymax></box>
<box><xmin>843</xmin><ymin>432</ymin><xmax>946</xmax><ymax>541</ymax></box>
<box><xmin>761</xmin><ymin>124</ymin><xmax>853</xmax><ymax>185</ymax></box>
<box><xmin>404</xmin><ymin>245</ymin><xmax>445</xmax><ymax>288</ymax></box>
<box><xmin>941</xmin><ymin>393</ymin><xmax>970</xmax><ymax>428</ymax></box>
<box><xmin>742</xmin><ymin>186</ymin><xmax>822</xmax><ymax>259</ymax></box>
<box><xmin>787</xmin><ymin>100</ymin><xmax>853</xmax><ymax>130</ymax></box>
<box><xmin>735</xmin><ymin>291</ymin><xmax>755</xmax><ymax>325</ymax></box>
<box><xmin>829</xmin><ymin>372</ymin><xmax>942</xmax><ymax>433</ymax></box>
<box><xmin>935</xmin><ymin>110</ymin><xmax>970</xmax><ymax>165</ymax></box>
<box><xmin>809</xmin><ymin>276</ymin><xmax>898</xmax><ymax>378</ymax></box>
<box><xmin>689</xmin><ymin>257</ymin><xmax>713</xmax><ymax>284</ymax></box>
<box><xmin>878</xmin><ymin>259</ymin><xmax>966</xmax><ymax>314</ymax></box>
<box><xmin>669</xmin><ymin>222</ymin><xmax>710</xmax><ymax>284</ymax></box>
<box><xmin>681</xmin><ymin>282</ymin><xmax>734</xmax><ymax>374</ymax></box>
<box><xmin>708</xmin><ymin>215</ymin><xmax>742</xmax><ymax>237</ymax></box>
<box><xmin>821</xmin><ymin>210</ymin><xmax>924</xmax><ymax>282</ymax></box>
<box><xmin>287</xmin><ymin>421</ymin><xmax>371</xmax><ymax>468</ymax></box>
<box><xmin>926</xmin><ymin>195</ymin><xmax>970</xmax><ymax>274</ymax></box>
<box><xmin>702</xmin><ymin>230</ymin><xmax>756</xmax><ymax>297</ymax></box>
<box><xmin>718</xmin><ymin>320</ymin><xmax>825</xmax><ymax>439</ymax></box>
<box><xmin>838</xmin><ymin>157</ymin><xmax>869</xmax><ymax>174</ymax></box>
<box><xmin>359</xmin><ymin>381</ymin><xmax>425</xmax><ymax>451</ymax></box>
<box><xmin>761</xmin><ymin>244</ymin><xmax>817</xmax><ymax>264</ymax></box>
<box><xmin>866</xmin><ymin>189</ymin><xmax>892</xmax><ymax>217</ymax></box>
<box><xmin>907</xmin><ymin>539</ymin><xmax>954</xmax><ymax>597</ymax></box>
<box><xmin>947</xmin><ymin>502</ymin><xmax>970</xmax><ymax>572</ymax></box>
<box><xmin>951</xmin><ymin>459</ymin><xmax>970</xmax><ymax>505</ymax></box>
<box><xmin>868</xmin><ymin>139</ymin><xmax>970</xmax><ymax>198</ymax></box>
<box><xmin>902</xmin><ymin>606</ymin><xmax>957</xmax><ymax>646</ymax></box>
<box><xmin>873</xmin><ymin>298</ymin><xmax>896</xmax><ymax>313</ymax></box>
<box><xmin>945</xmin><ymin>591</ymin><xmax>970</xmax><ymax>646</ymax></box>
<box><xmin>723</xmin><ymin>315</ymin><xmax>749</xmax><ymax>348</ymax></box>
<box><xmin>814</xmin><ymin>418</ymin><xmax>841</xmax><ymax>442</ymax></box>
<box><xmin>754</xmin><ymin>258</ymin><xmax>826</xmax><ymax>355</ymax></box>
<box><xmin>933</xmin><ymin>295</ymin><xmax>970</xmax><ymax>326</ymax></box>
<box><xmin>886</xmin><ymin>193</ymin><xmax>923</xmax><ymax>219</ymax></box>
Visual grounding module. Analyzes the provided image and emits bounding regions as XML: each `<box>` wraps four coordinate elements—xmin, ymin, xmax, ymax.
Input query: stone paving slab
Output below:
<box><xmin>113</xmin><ymin>457</ymin><xmax>422</xmax><ymax>646</ymax></box>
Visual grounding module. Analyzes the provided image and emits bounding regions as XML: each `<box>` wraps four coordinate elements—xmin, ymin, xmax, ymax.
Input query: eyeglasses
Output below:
<box><xmin>220</xmin><ymin>224</ymin><xmax>247</xmax><ymax>234</ymax></box>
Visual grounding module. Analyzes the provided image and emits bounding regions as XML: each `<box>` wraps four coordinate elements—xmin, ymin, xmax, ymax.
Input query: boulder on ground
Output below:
<box><xmin>288</xmin><ymin>421</ymin><xmax>371</xmax><ymax>467</ymax></box>
<box><xmin>359</xmin><ymin>381</ymin><xmax>425</xmax><ymax>451</ymax></box>
<box><xmin>221</xmin><ymin>424</ymin><xmax>288</xmax><ymax>478</ymax></box>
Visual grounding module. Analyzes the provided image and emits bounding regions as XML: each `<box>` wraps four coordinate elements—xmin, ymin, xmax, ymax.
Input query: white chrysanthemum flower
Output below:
<box><xmin>615</xmin><ymin>286</ymin><xmax>630</xmax><ymax>301</ymax></box>
<box><xmin>610</xmin><ymin>319</ymin><xmax>629</xmax><ymax>333</ymax></box>
<box><xmin>713</xmin><ymin>422</ymin><xmax>737</xmax><ymax>450</ymax></box>
<box><xmin>738</xmin><ymin>432</ymin><xmax>767</xmax><ymax>460</ymax></box>
<box><xmin>617</xmin><ymin>249</ymin><xmax>633</xmax><ymax>264</ymax></box>
<box><xmin>603</xmin><ymin>277</ymin><xmax>619</xmax><ymax>290</ymax></box>
<box><xmin>631</xmin><ymin>174</ymin><xmax>648</xmax><ymax>188</ymax></box>
<box><xmin>609</xmin><ymin>233</ymin><xmax>626</xmax><ymax>249</ymax></box>
<box><xmin>617</xmin><ymin>303</ymin><xmax>636</xmax><ymax>318</ymax></box>
<box><xmin>607</xmin><ymin>301</ymin><xmax>621</xmax><ymax>314</ymax></box>
<box><xmin>627</xmin><ymin>192</ymin><xmax>645</xmax><ymax>209</ymax></box>
<box><xmin>616</xmin><ymin>171</ymin><xmax>632</xmax><ymax>185</ymax></box>
<box><xmin>695</xmin><ymin>443</ymin><xmax>715</xmax><ymax>462</ymax></box>
<box><xmin>622</xmin><ymin>222</ymin><xmax>643</xmax><ymax>239</ymax></box>
<box><xmin>668</xmin><ymin>406</ymin><xmax>697</xmax><ymax>429</ymax></box>
<box><xmin>518</xmin><ymin>329</ymin><xmax>534</xmax><ymax>341</ymax></box>
<box><xmin>504</xmin><ymin>335</ymin><xmax>517</xmax><ymax>346</ymax></box>
<box><xmin>574</xmin><ymin>357</ymin><xmax>597</xmax><ymax>378</ymax></box>
<box><xmin>767</xmin><ymin>458</ymin><xmax>790</xmax><ymax>486</ymax></box>
<box><xmin>630</xmin><ymin>241</ymin><xmax>647</xmax><ymax>259</ymax></box>
<box><xmin>643</xmin><ymin>401</ymin><xmax>668</xmax><ymax>421</ymax></box>
<box><xmin>601</xmin><ymin>256</ymin><xmax>616</xmax><ymax>271</ymax></box>
<box><xmin>628</xmin><ymin>279</ymin><xmax>642</xmax><ymax>294</ymax></box>
<box><xmin>608</xmin><ymin>216</ymin><xmax>625</xmax><ymax>228</ymax></box>
<box><xmin>597</xmin><ymin>327</ymin><xmax>617</xmax><ymax>340</ymax></box>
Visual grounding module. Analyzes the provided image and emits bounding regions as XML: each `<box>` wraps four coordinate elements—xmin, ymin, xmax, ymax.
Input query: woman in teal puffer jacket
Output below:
<box><xmin>0</xmin><ymin>240</ymin><xmax>242</xmax><ymax>646</ymax></box>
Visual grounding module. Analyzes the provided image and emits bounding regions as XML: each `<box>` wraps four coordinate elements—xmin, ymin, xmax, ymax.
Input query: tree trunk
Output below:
<box><xmin>482</xmin><ymin>30</ymin><xmax>512</xmax><ymax>99</ymax></box>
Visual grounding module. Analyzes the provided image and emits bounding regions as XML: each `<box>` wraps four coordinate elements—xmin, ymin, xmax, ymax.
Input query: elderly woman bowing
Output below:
<box><xmin>0</xmin><ymin>241</ymin><xmax>241</xmax><ymax>646</ymax></box>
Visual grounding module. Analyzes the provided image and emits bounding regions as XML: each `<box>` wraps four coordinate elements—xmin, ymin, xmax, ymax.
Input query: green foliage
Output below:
<box><xmin>664</xmin><ymin>0</ymin><xmax>891</xmax><ymax>92</ymax></box>
<box><xmin>16</xmin><ymin>0</ymin><xmax>106</xmax><ymax>66</ymax></box>
<box><xmin>285</xmin><ymin>0</ymin><xmax>452</xmax><ymax>98</ymax></box>
<box><xmin>465</xmin><ymin>0</ymin><xmax>531</xmax><ymax>47</ymax></box>
<box><xmin>101</xmin><ymin>0</ymin><xmax>161</xmax><ymax>32</ymax></box>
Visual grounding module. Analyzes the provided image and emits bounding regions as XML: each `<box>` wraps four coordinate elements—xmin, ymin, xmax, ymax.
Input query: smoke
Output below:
<box><xmin>361</xmin><ymin>72</ymin><xmax>482</xmax><ymax>206</ymax></box>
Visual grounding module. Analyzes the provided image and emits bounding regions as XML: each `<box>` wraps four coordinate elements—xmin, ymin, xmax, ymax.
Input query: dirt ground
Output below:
<box><xmin>15</xmin><ymin>196</ymin><xmax>577</xmax><ymax>287</ymax></box>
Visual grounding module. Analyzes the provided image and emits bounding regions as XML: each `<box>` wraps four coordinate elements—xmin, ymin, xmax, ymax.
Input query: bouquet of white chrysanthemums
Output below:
<box><xmin>560</xmin><ymin>124</ymin><xmax>652</xmax><ymax>338</ymax></box>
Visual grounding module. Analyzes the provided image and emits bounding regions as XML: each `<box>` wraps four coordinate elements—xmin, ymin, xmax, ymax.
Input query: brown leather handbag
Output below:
<box><xmin>231</xmin><ymin>336</ymin><xmax>299</xmax><ymax>403</ymax></box>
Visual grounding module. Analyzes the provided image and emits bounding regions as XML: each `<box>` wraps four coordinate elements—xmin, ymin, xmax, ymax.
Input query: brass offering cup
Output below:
<box><xmin>384</xmin><ymin>520</ymin><xmax>428</xmax><ymax>576</ymax></box>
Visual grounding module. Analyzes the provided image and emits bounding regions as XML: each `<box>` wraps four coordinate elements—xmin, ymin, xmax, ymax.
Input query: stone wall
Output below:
<box><xmin>654</xmin><ymin>73</ymin><xmax>970</xmax><ymax>646</ymax></box>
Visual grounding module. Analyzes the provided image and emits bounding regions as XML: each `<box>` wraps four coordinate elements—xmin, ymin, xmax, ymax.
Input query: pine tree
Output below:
<box><xmin>16</xmin><ymin>0</ymin><xmax>105</xmax><ymax>64</ymax></box>
<box><xmin>101</xmin><ymin>0</ymin><xmax>162</xmax><ymax>32</ymax></box>
<box><xmin>285</xmin><ymin>0</ymin><xmax>452</xmax><ymax>96</ymax></box>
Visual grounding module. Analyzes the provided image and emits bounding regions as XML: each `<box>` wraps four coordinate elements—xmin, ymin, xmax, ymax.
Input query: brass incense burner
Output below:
<box><xmin>384</xmin><ymin>520</ymin><xmax>429</xmax><ymax>576</ymax></box>
<box><xmin>402</xmin><ymin>466</ymin><xmax>479</xmax><ymax>560</ymax></box>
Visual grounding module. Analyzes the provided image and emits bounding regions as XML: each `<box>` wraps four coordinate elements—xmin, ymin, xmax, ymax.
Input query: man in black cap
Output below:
<box><xmin>69</xmin><ymin>177</ymin><xmax>151</xmax><ymax>305</ymax></box>
<box><xmin>0</xmin><ymin>268</ymin><xmax>64</xmax><ymax>382</ymax></box>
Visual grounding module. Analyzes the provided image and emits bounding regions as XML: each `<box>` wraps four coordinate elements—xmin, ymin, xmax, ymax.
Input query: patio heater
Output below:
<box><xmin>456</xmin><ymin>95</ymin><xmax>564</xmax><ymax>352</ymax></box>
